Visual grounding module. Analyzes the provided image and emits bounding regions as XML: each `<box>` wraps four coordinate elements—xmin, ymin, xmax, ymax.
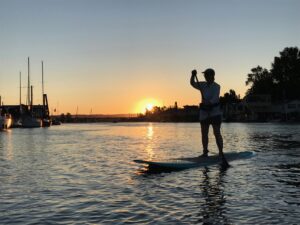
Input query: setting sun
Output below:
<box><xmin>146</xmin><ymin>103</ymin><xmax>154</xmax><ymax>111</ymax></box>
<box><xmin>136</xmin><ymin>98</ymin><xmax>162</xmax><ymax>114</ymax></box>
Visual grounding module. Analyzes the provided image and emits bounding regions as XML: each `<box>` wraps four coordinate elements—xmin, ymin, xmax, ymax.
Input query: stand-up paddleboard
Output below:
<box><xmin>134</xmin><ymin>151</ymin><xmax>255</xmax><ymax>171</ymax></box>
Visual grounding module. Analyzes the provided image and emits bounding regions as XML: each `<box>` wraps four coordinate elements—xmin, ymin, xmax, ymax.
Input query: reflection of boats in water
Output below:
<box><xmin>0</xmin><ymin>114</ymin><xmax>12</xmax><ymax>130</ymax></box>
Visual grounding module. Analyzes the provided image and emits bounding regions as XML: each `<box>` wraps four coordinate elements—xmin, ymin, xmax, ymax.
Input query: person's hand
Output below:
<box><xmin>192</xmin><ymin>70</ymin><xmax>197</xmax><ymax>76</ymax></box>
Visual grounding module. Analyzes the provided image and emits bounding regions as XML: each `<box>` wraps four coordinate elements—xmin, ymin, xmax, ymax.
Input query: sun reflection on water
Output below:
<box><xmin>147</xmin><ymin>123</ymin><xmax>153</xmax><ymax>140</ymax></box>
<box><xmin>2</xmin><ymin>130</ymin><xmax>14</xmax><ymax>161</ymax></box>
<box><xmin>145</xmin><ymin>123</ymin><xmax>154</xmax><ymax>160</ymax></box>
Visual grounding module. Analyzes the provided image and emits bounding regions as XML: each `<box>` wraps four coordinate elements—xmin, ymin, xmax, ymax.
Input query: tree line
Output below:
<box><xmin>220</xmin><ymin>46</ymin><xmax>300</xmax><ymax>106</ymax></box>
<box><xmin>245</xmin><ymin>47</ymin><xmax>300</xmax><ymax>102</ymax></box>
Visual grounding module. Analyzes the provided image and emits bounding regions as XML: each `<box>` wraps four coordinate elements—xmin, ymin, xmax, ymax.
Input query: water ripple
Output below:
<box><xmin>1</xmin><ymin>123</ymin><xmax>300</xmax><ymax>224</ymax></box>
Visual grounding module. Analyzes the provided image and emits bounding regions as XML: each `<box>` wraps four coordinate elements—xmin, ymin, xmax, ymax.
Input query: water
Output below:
<box><xmin>0</xmin><ymin>123</ymin><xmax>299</xmax><ymax>224</ymax></box>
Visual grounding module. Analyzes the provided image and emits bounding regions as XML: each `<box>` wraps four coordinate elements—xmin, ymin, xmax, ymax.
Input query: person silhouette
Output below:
<box><xmin>190</xmin><ymin>68</ymin><xmax>229</xmax><ymax>168</ymax></box>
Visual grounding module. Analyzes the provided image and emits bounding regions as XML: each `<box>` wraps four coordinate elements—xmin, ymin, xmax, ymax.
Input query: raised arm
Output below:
<box><xmin>190</xmin><ymin>70</ymin><xmax>201</xmax><ymax>90</ymax></box>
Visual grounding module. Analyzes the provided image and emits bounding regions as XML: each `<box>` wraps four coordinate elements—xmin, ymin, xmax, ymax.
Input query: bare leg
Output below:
<box><xmin>212</xmin><ymin>123</ymin><xmax>223</xmax><ymax>154</ymax></box>
<box><xmin>212</xmin><ymin>123</ymin><xmax>229</xmax><ymax>167</ymax></box>
<box><xmin>200</xmin><ymin>122</ymin><xmax>209</xmax><ymax>156</ymax></box>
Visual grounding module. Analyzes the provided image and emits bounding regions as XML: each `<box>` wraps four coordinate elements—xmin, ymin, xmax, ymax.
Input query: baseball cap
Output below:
<box><xmin>202</xmin><ymin>68</ymin><xmax>215</xmax><ymax>76</ymax></box>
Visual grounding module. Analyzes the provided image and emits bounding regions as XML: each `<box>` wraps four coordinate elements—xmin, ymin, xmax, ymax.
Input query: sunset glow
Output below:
<box><xmin>136</xmin><ymin>99</ymin><xmax>162</xmax><ymax>114</ymax></box>
<box><xmin>0</xmin><ymin>1</ymin><xmax>299</xmax><ymax>114</ymax></box>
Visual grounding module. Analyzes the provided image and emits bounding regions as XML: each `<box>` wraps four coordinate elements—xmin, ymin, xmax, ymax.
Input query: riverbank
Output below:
<box><xmin>54</xmin><ymin>114</ymin><xmax>300</xmax><ymax>124</ymax></box>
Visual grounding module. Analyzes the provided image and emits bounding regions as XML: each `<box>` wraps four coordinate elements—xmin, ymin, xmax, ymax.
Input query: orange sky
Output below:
<box><xmin>1</xmin><ymin>1</ymin><xmax>299</xmax><ymax>114</ymax></box>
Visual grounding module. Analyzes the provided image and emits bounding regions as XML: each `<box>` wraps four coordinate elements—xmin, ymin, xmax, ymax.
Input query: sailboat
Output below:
<box><xmin>0</xmin><ymin>114</ymin><xmax>12</xmax><ymax>130</ymax></box>
<box><xmin>21</xmin><ymin>57</ymin><xmax>42</xmax><ymax>128</ymax></box>
<box><xmin>21</xmin><ymin>85</ymin><xmax>42</xmax><ymax>128</ymax></box>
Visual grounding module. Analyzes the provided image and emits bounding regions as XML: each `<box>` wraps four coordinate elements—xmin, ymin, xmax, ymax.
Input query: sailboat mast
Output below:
<box><xmin>31</xmin><ymin>85</ymin><xmax>33</xmax><ymax>109</ymax></box>
<box><xmin>27</xmin><ymin>57</ymin><xmax>30</xmax><ymax>106</ymax></box>
<box><xmin>42</xmin><ymin>60</ymin><xmax>44</xmax><ymax>96</ymax></box>
<box><xmin>19</xmin><ymin>71</ymin><xmax>22</xmax><ymax>105</ymax></box>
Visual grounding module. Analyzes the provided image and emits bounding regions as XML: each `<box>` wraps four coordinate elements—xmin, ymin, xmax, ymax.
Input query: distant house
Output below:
<box><xmin>222</xmin><ymin>101</ymin><xmax>248</xmax><ymax>122</ymax></box>
<box><xmin>280</xmin><ymin>100</ymin><xmax>300</xmax><ymax>121</ymax></box>
<box><xmin>241</xmin><ymin>95</ymin><xmax>300</xmax><ymax>122</ymax></box>
<box><xmin>243</xmin><ymin>95</ymin><xmax>272</xmax><ymax>121</ymax></box>
<box><xmin>285</xmin><ymin>100</ymin><xmax>300</xmax><ymax>113</ymax></box>
<box><xmin>183</xmin><ymin>105</ymin><xmax>199</xmax><ymax>115</ymax></box>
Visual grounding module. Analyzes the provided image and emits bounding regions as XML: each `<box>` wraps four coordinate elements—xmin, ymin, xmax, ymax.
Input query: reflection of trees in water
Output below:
<box><xmin>197</xmin><ymin>167</ymin><xmax>230</xmax><ymax>225</ymax></box>
<box><xmin>249</xmin><ymin>133</ymin><xmax>300</xmax><ymax>150</ymax></box>
<box><xmin>275</xmin><ymin>163</ymin><xmax>300</xmax><ymax>187</ymax></box>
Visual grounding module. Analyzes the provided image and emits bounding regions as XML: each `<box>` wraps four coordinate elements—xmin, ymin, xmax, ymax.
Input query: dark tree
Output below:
<box><xmin>245</xmin><ymin>47</ymin><xmax>300</xmax><ymax>102</ymax></box>
<box><xmin>220</xmin><ymin>89</ymin><xmax>240</xmax><ymax>106</ymax></box>
<box><xmin>271</xmin><ymin>47</ymin><xmax>300</xmax><ymax>100</ymax></box>
<box><xmin>60</xmin><ymin>113</ymin><xmax>65</xmax><ymax>123</ymax></box>
<box><xmin>245</xmin><ymin>66</ymin><xmax>273</xmax><ymax>96</ymax></box>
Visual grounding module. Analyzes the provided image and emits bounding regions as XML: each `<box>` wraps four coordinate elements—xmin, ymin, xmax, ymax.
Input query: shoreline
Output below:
<box><xmin>58</xmin><ymin>118</ymin><xmax>300</xmax><ymax>124</ymax></box>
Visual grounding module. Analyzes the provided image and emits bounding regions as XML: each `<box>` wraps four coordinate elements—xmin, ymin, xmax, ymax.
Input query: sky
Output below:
<box><xmin>1</xmin><ymin>0</ymin><xmax>299</xmax><ymax>114</ymax></box>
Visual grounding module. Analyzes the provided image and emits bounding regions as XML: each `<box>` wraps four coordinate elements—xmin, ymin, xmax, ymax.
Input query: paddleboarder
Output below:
<box><xmin>190</xmin><ymin>68</ymin><xmax>229</xmax><ymax>168</ymax></box>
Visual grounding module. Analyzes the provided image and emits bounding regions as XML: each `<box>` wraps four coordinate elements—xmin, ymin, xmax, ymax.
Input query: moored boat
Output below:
<box><xmin>21</xmin><ymin>115</ymin><xmax>42</xmax><ymax>128</ymax></box>
<box><xmin>51</xmin><ymin>118</ymin><xmax>61</xmax><ymax>125</ymax></box>
<box><xmin>42</xmin><ymin>118</ymin><xmax>52</xmax><ymax>127</ymax></box>
<box><xmin>0</xmin><ymin>114</ymin><xmax>12</xmax><ymax>130</ymax></box>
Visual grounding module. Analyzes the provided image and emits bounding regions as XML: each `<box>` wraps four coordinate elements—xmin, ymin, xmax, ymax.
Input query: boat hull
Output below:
<box><xmin>21</xmin><ymin>116</ymin><xmax>42</xmax><ymax>128</ymax></box>
<box><xmin>0</xmin><ymin>115</ymin><xmax>12</xmax><ymax>130</ymax></box>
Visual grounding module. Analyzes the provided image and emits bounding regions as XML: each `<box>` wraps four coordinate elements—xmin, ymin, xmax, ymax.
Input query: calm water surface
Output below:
<box><xmin>0</xmin><ymin>123</ymin><xmax>299</xmax><ymax>224</ymax></box>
